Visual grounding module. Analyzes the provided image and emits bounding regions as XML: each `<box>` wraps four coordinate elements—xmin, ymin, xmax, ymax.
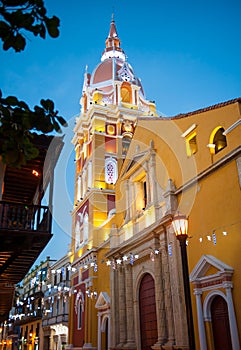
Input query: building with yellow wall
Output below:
<box><xmin>107</xmin><ymin>98</ymin><xmax>241</xmax><ymax>349</ymax></box>
<box><xmin>68</xmin><ymin>15</ymin><xmax>241</xmax><ymax>350</ymax></box>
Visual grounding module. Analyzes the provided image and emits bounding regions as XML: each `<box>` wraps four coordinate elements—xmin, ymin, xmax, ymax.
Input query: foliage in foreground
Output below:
<box><xmin>0</xmin><ymin>0</ymin><xmax>67</xmax><ymax>167</ymax></box>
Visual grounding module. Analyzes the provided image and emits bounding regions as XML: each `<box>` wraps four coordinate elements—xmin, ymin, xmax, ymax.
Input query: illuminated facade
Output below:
<box><xmin>42</xmin><ymin>254</ymin><xmax>71</xmax><ymax>350</ymax></box>
<box><xmin>68</xmin><ymin>15</ymin><xmax>241</xmax><ymax>350</ymax></box>
<box><xmin>109</xmin><ymin>98</ymin><xmax>241</xmax><ymax>349</ymax></box>
<box><xmin>68</xmin><ymin>17</ymin><xmax>158</xmax><ymax>350</ymax></box>
<box><xmin>5</xmin><ymin>258</ymin><xmax>56</xmax><ymax>350</ymax></box>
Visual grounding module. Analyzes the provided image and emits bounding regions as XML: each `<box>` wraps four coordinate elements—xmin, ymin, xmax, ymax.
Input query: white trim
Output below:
<box><xmin>203</xmin><ymin>290</ymin><xmax>227</xmax><ymax>321</ymax></box>
<box><xmin>181</xmin><ymin>124</ymin><xmax>197</xmax><ymax>138</ymax></box>
<box><xmin>190</xmin><ymin>254</ymin><xmax>233</xmax><ymax>282</ymax></box>
<box><xmin>223</xmin><ymin>118</ymin><xmax>241</xmax><ymax>135</ymax></box>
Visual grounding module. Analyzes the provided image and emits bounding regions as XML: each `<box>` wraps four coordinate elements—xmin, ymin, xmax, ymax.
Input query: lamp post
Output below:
<box><xmin>172</xmin><ymin>213</ymin><xmax>195</xmax><ymax>350</ymax></box>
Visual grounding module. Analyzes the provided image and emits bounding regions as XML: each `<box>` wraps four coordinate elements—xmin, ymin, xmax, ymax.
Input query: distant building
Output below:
<box><xmin>6</xmin><ymin>257</ymin><xmax>56</xmax><ymax>350</ymax></box>
<box><xmin>42</xmin><ymin>254</ymin><xmax>72</xmax><ymax>350</ymax></box>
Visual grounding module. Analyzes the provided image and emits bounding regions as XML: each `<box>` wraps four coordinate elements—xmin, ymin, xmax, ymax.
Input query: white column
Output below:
<box><xmin>117</xmin><ymin>84</ymin><xmax>121</xmax><ymax>105</ymax></box>
<box><xmin>224</xmin><ymin>282</ymin><xmax>240</xmax><ymax>350</ymax></box>
<box><xmin>194</xmin><ymin>289</ymin><xmax>207</xmax><ymax>350</ymax></box>
<box><xmin>108</xmin><ymin>314</ymin><xmax>111</xmax><ymax>350</ymax></box>
<box><xmin>118</xmin><ymin>267</ymin><xmax>126</xmax><ymax>346</ymax></box>
<box><xmin>124</xmin><ymin>264</ymin><xmax>136</xmax><ymax>347</ymax></box>
<box><xmin>97</xmin><ymin>312</ymin><xmax>101</xmax><ymax>350</ymax></box>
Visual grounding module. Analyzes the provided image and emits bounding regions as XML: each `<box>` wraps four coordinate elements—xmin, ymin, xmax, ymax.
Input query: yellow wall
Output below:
<box><xmin>113</xmin><ymin>99</ymin><xmax>241</xmax><ymax>349</ymax></box>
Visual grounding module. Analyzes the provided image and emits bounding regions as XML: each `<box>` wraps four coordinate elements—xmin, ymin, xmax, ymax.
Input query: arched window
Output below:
<box><xmin>121</xmin><ymin>83</ymin><xmax>132</xmax><ymax>103</ymax></box>
<box><xmin>83</xmin><ymin>213</ymin><xmax>89</xmax><ymax>242</ymax></box>
<box><xmin>78</xmin><ymin>301</ymin><xmax>83</xmax><ymax>329</ymax></box>
<box><xmin>209</xmin><ymin>127</ymin><xmax>227</xmax><ymax>154</ymax></box>
<box><xmin>75</xmin><ymin>220</ymin><xmax>80</xmax><ymax>250</ymax></box>
<box><xmin>75</xmin><ymin>291</ymin><xmax>84</xmax><ymax>329</ymax></box>
<box><xmin>213</xmin><ymin>127</ymin><xmax>227</xmax><ymax>153</ymax></box>
<box><xmin>121</xmin><ymin>87</ymin><xmax>131</xmax><ymax>102</ymax></box>
<box><xmin>105</xmin><ymin>158</ymin><xmax>117</xmax><ymax>184</ymax></box>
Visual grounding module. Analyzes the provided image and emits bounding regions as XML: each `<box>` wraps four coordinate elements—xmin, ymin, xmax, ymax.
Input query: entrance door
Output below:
<box><xmin>211</xmin><ymin>295</ymin><xmax>232</xmax><ymax>349</ymax></box>
<box><xmin>139</xmin><ymin>273</ymin><xmax>158</xmax><ymax>350</ymax></box>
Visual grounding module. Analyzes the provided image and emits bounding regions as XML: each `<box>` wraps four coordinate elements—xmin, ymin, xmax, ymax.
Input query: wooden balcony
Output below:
<box><xmin>0</xmin><ymin>201</ymin><xmax>52</xmax><ymax>233</ymax></box>
<box><xmin>0</xmin><ymin>201</ymin><xmax>53</xmax><ymax>321</ymax></box>
<box><xmin>0</xmin><ymin>201</ymin><xmax>53</xmax><ymax>281</ymax></box>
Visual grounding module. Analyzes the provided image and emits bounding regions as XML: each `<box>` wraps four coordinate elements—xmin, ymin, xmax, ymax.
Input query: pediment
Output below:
<box><xmin>121</xmin><ymin>149</ymin><xmax>150</xmax><ymax>179</ymax></box>
<box><xmin>190</xmin><ymin>254</ymin><xmax>233</xmax><ymax>283</ymax></box>
<box><xmin>95</xmin><ymin>291</ymin><xmax>110</xmax><ymax>310</ymax></box>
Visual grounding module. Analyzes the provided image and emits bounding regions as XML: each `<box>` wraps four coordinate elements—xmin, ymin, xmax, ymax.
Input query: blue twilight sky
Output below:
<box><xmin>1</xmin><ymin>0</ymin><xmax>241</xmax><ymax>264</ymax></box>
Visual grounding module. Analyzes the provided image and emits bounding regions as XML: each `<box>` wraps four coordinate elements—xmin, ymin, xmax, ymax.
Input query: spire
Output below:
<box><xmin>101</xmin><ymin>16</ymin><xmax>126</xmax><ymax>62</ymax></box>
<box><xmin>108</xmin><ymin>13</ymin><xmax>118</xmax><ymax>38</ymax></box>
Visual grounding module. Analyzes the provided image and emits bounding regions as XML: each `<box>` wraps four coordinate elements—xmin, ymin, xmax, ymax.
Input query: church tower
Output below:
<box><xmin>69</xmin><ymin>17</ymin><xmax>158</xmax><ymax>349</ymax></box>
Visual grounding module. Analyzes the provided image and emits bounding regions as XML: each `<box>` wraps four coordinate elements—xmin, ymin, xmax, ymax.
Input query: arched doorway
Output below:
<box><xmin>211</xmin><ymin>295</ymin><xmax>232</xmax><ymax>349</ymax></box>
<box><xmin>139</xmin><ymin>273</ymin><xmax>158</xmax><ymax>350</ymax></box>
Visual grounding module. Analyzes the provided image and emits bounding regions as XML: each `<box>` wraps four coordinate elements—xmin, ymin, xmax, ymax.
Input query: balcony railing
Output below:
<box><xmin>0</xmin><ymin>201</ymin><xmax>52</xmax><ymax>233</ymax></box>
<box><xmin>42</xmin><ymin>313</ymin><xmax>68</xmax><ymax>327</ymax></box>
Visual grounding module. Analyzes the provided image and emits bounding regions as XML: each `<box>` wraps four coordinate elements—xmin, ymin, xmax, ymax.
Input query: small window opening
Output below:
<box><xmin>186</xmin><ymin>132</ymin><xmax>197</xmax><ymax>157</ymax></box>
<box><xmin>213</xmin><ymin>127</ymin><xmax>227</xmax><ymax>154</ymax></box>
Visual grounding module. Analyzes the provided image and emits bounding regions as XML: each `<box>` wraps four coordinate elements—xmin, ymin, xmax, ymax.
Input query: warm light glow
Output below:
<box><xmin>32</xmin><ymin>169</ymin><xmax>39</xmax><ymax>177</ymax></box>
<box><xmin>172</xmin><ymin>213</ymin><xmax>188</xmax><ymax>237</ymax></box>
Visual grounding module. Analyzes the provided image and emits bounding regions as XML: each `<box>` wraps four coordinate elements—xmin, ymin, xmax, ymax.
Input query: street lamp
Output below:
<box><xmin>172</xmin><ymin>213</ymin><xmax>195</xmax><ymax>350</ymax></box>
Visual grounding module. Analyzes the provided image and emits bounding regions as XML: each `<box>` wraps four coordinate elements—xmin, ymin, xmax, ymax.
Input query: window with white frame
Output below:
<box><xmin>77</xmin><ymin>175</ymin><xmax>82</xmax><ymax>201</ymax></box>
<box><xmin>78</xmin><ymin>300</ymin><xmax>83</xmax><ymax>329</ymax></box>
<box><xmin>87</xmin><ymin>161</ymin><xmax>92</xmax><ymax>188</ymax></box>
<box><xmin>105</xmin><ymin>157</ymin><xmax>117</xmax><ymax>184</ymax></box>
<box><xmin>83</xmin><ymin>213</ymin><xmax>89</xmax><ymax>242</ymax></box>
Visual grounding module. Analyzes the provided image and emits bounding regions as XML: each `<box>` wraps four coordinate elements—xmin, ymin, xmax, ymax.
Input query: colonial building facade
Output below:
<box><xmin>68</xmin><ymin>17</ymin><xmax>241</xmax><ymax>350</ymax></box>
<box><xmin>108</xmin><ymin>98</ymin><xmax>241</xmax><ymax>350</ymax></box>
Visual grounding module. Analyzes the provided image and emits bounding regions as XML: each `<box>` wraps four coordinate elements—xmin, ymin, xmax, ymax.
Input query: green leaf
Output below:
<box><xmin>5</xmin><ymin>95</ymin><xmax>19</xmax><ymax>105</ymax></box>
<box><xmin>45</xmin><ymin>16</ymin><xmax>60</xmax><ymax>38</ymax></box>
<box><xmin>40</xmin><ymin>98</ymin><xmax>54</xmax><ymax>112</ymax></box>
<box><xmin>57</xmin><ymin>116</ymin><xmax>68</xmax><ymax>126</ymax></box>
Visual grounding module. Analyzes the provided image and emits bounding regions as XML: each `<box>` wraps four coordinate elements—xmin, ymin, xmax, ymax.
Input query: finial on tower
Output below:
<box><xmin>101</xmin><ymin>15</ymin><xmax>126</xmax><ymax>62</ymax></box>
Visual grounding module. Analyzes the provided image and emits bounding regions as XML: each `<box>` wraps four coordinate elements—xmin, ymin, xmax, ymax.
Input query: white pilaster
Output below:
<box><xmin>224</xmin><ymin>282</ymin><xmax>240</xmax><ymax>350</ymax></box>
<box><xmin>194</xmin><ymin>289</ymin><xmax>207</xmax><ymax>350</ymax></box>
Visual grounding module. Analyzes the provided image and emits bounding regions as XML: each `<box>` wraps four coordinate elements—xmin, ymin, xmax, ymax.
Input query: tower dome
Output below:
<box><xmin>80</xmin><ymin>16</ymin><xmax>157</xmax><ymax>116</ymax></box>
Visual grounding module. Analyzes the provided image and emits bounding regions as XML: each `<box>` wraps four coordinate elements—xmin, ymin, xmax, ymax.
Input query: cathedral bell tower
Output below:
<box><xmin>72</xmin><ymin>16</ymin><xmax>157</xmax><ymax>251</ymax></box>
<box><xmin>69</xmin><ymin>18</ymin><xmax>158</xmax><ymax>347</ymax></box>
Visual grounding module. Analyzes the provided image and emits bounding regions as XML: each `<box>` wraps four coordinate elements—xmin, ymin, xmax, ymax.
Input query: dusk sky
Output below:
<box><xmin>1</xmin><ymin>0</ymin><xmax>241</xmax><ymax>263</ymax></box>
